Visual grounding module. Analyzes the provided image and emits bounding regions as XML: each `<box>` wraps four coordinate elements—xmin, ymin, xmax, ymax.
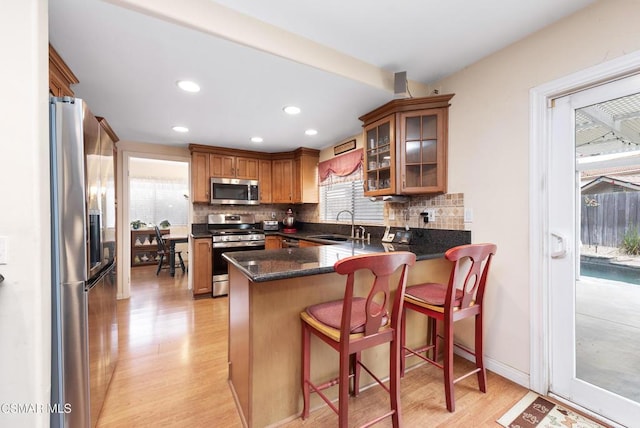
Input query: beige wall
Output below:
<box><xmin>434</xmin><ymin>0</ymin><xmax>640</xmax><ymax>377</ymax></box>
<box><xmin>0</xmin><ymin>1</ymin><xmax>50</xmax><ymax>426</ymax></box>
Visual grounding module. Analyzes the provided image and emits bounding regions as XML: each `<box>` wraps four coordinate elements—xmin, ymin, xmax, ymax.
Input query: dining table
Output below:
<box><xmin>162</xmin><ymin>234</ymin><xmax>188</xmax><ymax>276</ymax></box>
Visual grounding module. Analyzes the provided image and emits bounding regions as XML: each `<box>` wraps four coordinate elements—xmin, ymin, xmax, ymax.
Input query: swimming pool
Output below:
<box><xmin>580</xmin><ymin>255</ymin><xmax>640</xmax><ymax>285</ymax></box>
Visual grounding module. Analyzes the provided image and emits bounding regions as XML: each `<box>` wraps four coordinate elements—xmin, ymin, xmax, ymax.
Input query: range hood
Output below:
<box><xmin>369</xmin><ymin>195</ymin><xmax>409</xmax><ymax>203</ymax></box>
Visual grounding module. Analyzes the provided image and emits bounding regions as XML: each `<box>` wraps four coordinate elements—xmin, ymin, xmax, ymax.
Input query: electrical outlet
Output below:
<box><xmin>421</xmin><ymin>209</ymin><xmax>436</xmax><ymax>222</ymax></box>
<box><xmin>464</xmin><ymin>208</ymin><xmax>473</xmax><ymax>223</ymax></box>
<box><xmin>389</xmin><ymin>210</ymin><xmax>395</xmax><ymax>220</ymax></box>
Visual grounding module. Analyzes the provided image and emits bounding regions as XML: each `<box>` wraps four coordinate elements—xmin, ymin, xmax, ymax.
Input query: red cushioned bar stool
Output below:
<box><xmin>400</xmin><ymin>243</ymin><xmax>497</xmax><ymax>412</ymax></box>
<box><xmin>300</xmin><ymin>251</ymin><xmax>416</xmax><ymax>427</ymax></box>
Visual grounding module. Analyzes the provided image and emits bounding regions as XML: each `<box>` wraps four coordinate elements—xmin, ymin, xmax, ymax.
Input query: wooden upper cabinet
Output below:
<box><xmin>210</xmin><ymin>154</ymin><xmax>259</xmax><ymax>180</ymax></box>
<box><xmin>259</xmin><ymin>159</ymin><xmax>272</xmax><ymax>203</ymax></box>
<box><xmin>49</xmin><ymin>44</ymin><xmax>79</xmax><ymax>97</ymax></box>
<box><xmin>210</xmin><ymin>154</ymin><xmax>235</xmax><ymax>178</ymax></box>
<box><xmin>271</xmin><ymin>159</ymin><xmax>294</xmax><ymax>203</ymax></box>
<box><xmin>191</xmin><ymin>151</ymin><xmax>211</xmax><ymax>203</ymax></box>
<box><xmin>359</xmin><ymin>94</ymin><xmax>453</xmax><ymax>196</ymax></box>
<box><xmin>292</xmin><ymin>149</ymin><xmax>319</xmax><ymax>204</ymax></box>
<box><xmin>235</xmin><ymin>157</ymin><xmax>259</xmax><ymax>180</ymax></box>
<box><xmin>188</xmin><ymin>145</ymin><xmax>318</xmax><ymax>205</ymax></box>
<box><xmin>363</xmin><ymin>115</ymin><xmax>396</xmax><ymax>196</ymax></box>
<box><xmin>398</xmin><ymin>108</ymin><xmax>448</xmax><ymax>194</ymax></box>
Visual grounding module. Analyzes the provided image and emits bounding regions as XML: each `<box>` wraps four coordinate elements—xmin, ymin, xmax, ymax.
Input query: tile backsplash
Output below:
<box><xmin>193</xmin><ymin>192</ymin><xmax>464</xmax><ymax>230</ymax></box>
<box><xmin>386</xmin><ymin>193</ymin><xmax>464</xmax><ymax>230</ymax></box>
<box><xmin>192</xmin><ymin>204</ymin><xmax>310</xmax><ymax>224</ymax></box>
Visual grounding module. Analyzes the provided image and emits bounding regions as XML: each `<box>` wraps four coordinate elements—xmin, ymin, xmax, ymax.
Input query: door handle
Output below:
<box><xmin>550</xmin><ymin>232</ymin><xmax>568</xmax><ymax>258</ymax></box>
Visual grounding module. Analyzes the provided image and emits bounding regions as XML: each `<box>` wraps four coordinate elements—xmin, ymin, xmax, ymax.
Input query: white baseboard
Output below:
<box><xmin>454</xmin><ymin>348</ymin><xmax>530</xmax><ymax>389</ymax></box>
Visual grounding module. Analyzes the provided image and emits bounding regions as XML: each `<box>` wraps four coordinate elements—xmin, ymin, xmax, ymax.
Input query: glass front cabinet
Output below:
<box><xmin>360</xmin><ymin>94</ymin><xmax>453</xmax><ymax>197</ymax></box>
<box><xmin>364</xmin><ymin>116</ymin><xmax>395</xmax><ymax>195</ymax></box>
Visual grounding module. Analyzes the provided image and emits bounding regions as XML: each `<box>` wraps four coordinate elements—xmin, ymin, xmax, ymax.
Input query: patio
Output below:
<box><xmin>577</xmin><ymin>253</ymin><xmax>640</xmax><ymax>403</ymax></box>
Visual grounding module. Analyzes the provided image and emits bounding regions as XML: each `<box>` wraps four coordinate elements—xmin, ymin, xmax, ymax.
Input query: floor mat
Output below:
<box><xmin>497</xmin><ymin>391</ymin><xmax>607</xmax><ymax>428</ymax></box>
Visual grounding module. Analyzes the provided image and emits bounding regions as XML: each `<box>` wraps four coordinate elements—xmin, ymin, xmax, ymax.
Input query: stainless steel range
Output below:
<box><xmin>208</xmin><ymin>213</ymin><xmax>265</xmax><ymax>297</ymax></box>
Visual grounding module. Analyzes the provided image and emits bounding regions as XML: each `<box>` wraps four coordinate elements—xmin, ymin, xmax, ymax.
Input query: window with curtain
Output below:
<box><xmin>129</xmin><ymin>177</ymin><xmax>189</xmax><ymax>226</ymax></box>
<box><xmin>319</xmin><ymin>149</ymin><xmax>384</xmax><ymax>223</ymax></box>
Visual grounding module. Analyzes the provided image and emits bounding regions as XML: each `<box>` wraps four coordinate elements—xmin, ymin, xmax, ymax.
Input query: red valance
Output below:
<box><xmin>318</xmin><ymin>149</ymin><xmax>363</xmax><ymax>182</ymax></box>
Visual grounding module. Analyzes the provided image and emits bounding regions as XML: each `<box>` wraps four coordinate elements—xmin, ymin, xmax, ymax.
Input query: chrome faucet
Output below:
<box><xmin>336</xmin><ymin>209</ymin><xmax>355</xmax><ymax>239</ymax></box>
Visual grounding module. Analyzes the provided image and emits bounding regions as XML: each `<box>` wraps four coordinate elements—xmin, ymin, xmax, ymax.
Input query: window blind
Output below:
<box><xmin>320</xmin><ymin>179</ymin><xmax>383</xmax><ymax>223</ymax></box>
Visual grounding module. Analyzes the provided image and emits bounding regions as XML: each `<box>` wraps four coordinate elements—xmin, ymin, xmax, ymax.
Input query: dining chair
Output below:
<box><xmin>300</xmin><ymin>251</ymin><xmax>416</xmax><ymax>427</ymax></box>
<box><xmin>154</xmin><ymin>226</ymin><xmax>185</xmax><ymax>275</ymax></box>
<box><xmin>400</xmin><ymin>243</ymin><xmax>497</xmax><ymax>412</ymax></box>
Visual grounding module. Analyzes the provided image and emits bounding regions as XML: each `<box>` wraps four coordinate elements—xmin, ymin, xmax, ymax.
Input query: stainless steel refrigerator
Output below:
<box><xmin>50</xmin><ymin>97</ymin><xmax>118</xmax><ymax>428</ymax></box>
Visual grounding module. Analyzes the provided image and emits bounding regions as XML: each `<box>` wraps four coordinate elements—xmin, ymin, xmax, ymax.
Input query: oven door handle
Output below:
<box><xmin>212</xmin><ymin>241</ymin><xmax>265</xmax><ymax>248</ymax></box>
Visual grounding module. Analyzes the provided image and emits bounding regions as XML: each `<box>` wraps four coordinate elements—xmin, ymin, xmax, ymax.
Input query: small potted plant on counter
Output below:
<box><xmin>159</xmin><ymin>220</ymin><xmax>171</xmax><ymax>229</ymax></box>
<box><xmin>131</xmin><ymin>219</ymin><xmax>146</xmax><ymax>230</ymax></box>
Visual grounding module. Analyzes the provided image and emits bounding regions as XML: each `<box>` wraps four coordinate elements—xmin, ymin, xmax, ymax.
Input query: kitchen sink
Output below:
<box><xmin>307</xmin><ymin>234</ymin><xmax>351</xmax><ymax>242</ymax></box>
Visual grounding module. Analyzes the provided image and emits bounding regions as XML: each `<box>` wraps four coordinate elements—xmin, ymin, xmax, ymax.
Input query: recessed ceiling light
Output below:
<box><xmin>251</xmin><ymin>136</ymin><xmax>263</xmax><ymax>143</ymax></box>
<box><xmin>283</xmin><ymin>105</ymin><xmax>301</xmax><ymax>115</ymax></box>
<box><xmin>172</xmin><ymin>126</ymin><xmax>189</xmax><ymax>133</ymax></box>
<box><xmin>305</xmin><ymin>129</ymin><xmax>318</xmax><ymax>136</ymax></box>
<box><xmin>176</xmin><ymin>80</ymin><xmax>200</xmax><ymax>93</ymax></box>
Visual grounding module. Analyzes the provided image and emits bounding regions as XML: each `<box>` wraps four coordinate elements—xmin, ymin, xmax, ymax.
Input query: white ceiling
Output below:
<box><xmin>48</xmin><ymin>0</ymin><xmax>595</xmax><ymax>153</ymax></box>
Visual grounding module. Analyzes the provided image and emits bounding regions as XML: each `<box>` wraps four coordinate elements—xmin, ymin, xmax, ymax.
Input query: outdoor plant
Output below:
<box><xmin>621</xmin><ymin>225</ymin><xmax>640</xmax><ymax>255</ymax></box>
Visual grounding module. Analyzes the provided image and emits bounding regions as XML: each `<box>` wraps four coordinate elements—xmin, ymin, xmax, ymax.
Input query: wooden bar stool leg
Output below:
<box><xmin>475</xmin><ymin>313</ymin><xmax>487</xmax><ymax>392</ymax></box>
<box><xmin>301</xmin><ymin>322</ymin><xmax>311</xmax><ymax>419</ymax></box>
<box><xmin>338</xmin><ymin>349</ymin><xmax>350</xmax><ymax>427</ymax></box>
<box><xmin>390</xmin><ymin>340</ymin><xmax>402</xmax><ymax>427</ymax></box>
<box><xmin>432</xmin><ymin>318</ymin><xmax>439</xmax><ymax>362</ymax></box>
<box><xmin>351</xmin><ymin>351</ymin><xmax>361</xmax><ymax>396</ymax></box>
<box><xmin>400</xmin><ymin>308</ymin><xmax>407</xmax><ymax>376</ymax></box>
<box><xmin>443</xmin><ymin>317</ymin><xmax>455</xmax><ymax>412</ymax></box>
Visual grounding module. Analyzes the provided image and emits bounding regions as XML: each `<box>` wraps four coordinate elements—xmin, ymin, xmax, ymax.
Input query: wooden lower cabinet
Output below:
<box><xmin>192</xmin><ymin>237</ymin><xmax>212</xmax><ymax>297</ymax></box>
<box><xmin>264</xmin><ymin>235</ymin><xmax>282</xmax><ymax>250</ymax></box>
<box><xmin>299</xmin><ymin>239</ymin><xmax>320</xmax><ymax>247</ymax></box>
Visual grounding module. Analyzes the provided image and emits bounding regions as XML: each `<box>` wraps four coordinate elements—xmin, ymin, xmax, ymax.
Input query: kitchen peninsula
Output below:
<box><xmin>223</xmin><ymin>232</ymin><xmax>470</xmax><ymax>427</ymax></box>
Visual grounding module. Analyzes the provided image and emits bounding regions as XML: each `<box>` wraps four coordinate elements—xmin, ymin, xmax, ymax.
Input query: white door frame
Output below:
<box><xmin>529</xmin><ymin>51</ymin><xmax>640</xmax><ymax>395</ymax></box>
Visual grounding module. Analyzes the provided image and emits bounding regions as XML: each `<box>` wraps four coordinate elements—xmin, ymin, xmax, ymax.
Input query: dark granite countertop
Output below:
<box><xmin>223</xmin><ymin>230</ymin><xmax>470</xmax><ymax>283</ymax></box>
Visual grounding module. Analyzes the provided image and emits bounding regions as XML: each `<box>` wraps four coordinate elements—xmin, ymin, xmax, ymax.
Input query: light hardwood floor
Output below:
<box><xmin>98</xmin><ymin>266</ymin><xmax>528</xmax><ymax>427</ymax></box>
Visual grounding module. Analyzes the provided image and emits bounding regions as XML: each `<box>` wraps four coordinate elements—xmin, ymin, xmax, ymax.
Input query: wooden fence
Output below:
<box><xmin>581</xmin><ymin>192</ymin><xmax>640</xmax><ymax>247</ymax></box>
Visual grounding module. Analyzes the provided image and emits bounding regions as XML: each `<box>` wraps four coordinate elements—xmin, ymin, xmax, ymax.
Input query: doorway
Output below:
<box><xmin>531</xmin><ymin>53</ymin><xmax>640</xmax><ymax>428</ymax></box>
<box><xmin>549</xmin><ymin>77</ymin><xmax>640</xmax><ymax>426</ymax></box>
<box><xmin>122</xmin><ymin>153</ymin><xmax>190</xmax><ymax>298</ymax></box>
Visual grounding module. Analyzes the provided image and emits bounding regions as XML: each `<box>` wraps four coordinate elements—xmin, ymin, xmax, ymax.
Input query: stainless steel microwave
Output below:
<box><xmin>210</xmin><ymin>177</ymin><xmax>259</xmax><ymax>205</ymax></box>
